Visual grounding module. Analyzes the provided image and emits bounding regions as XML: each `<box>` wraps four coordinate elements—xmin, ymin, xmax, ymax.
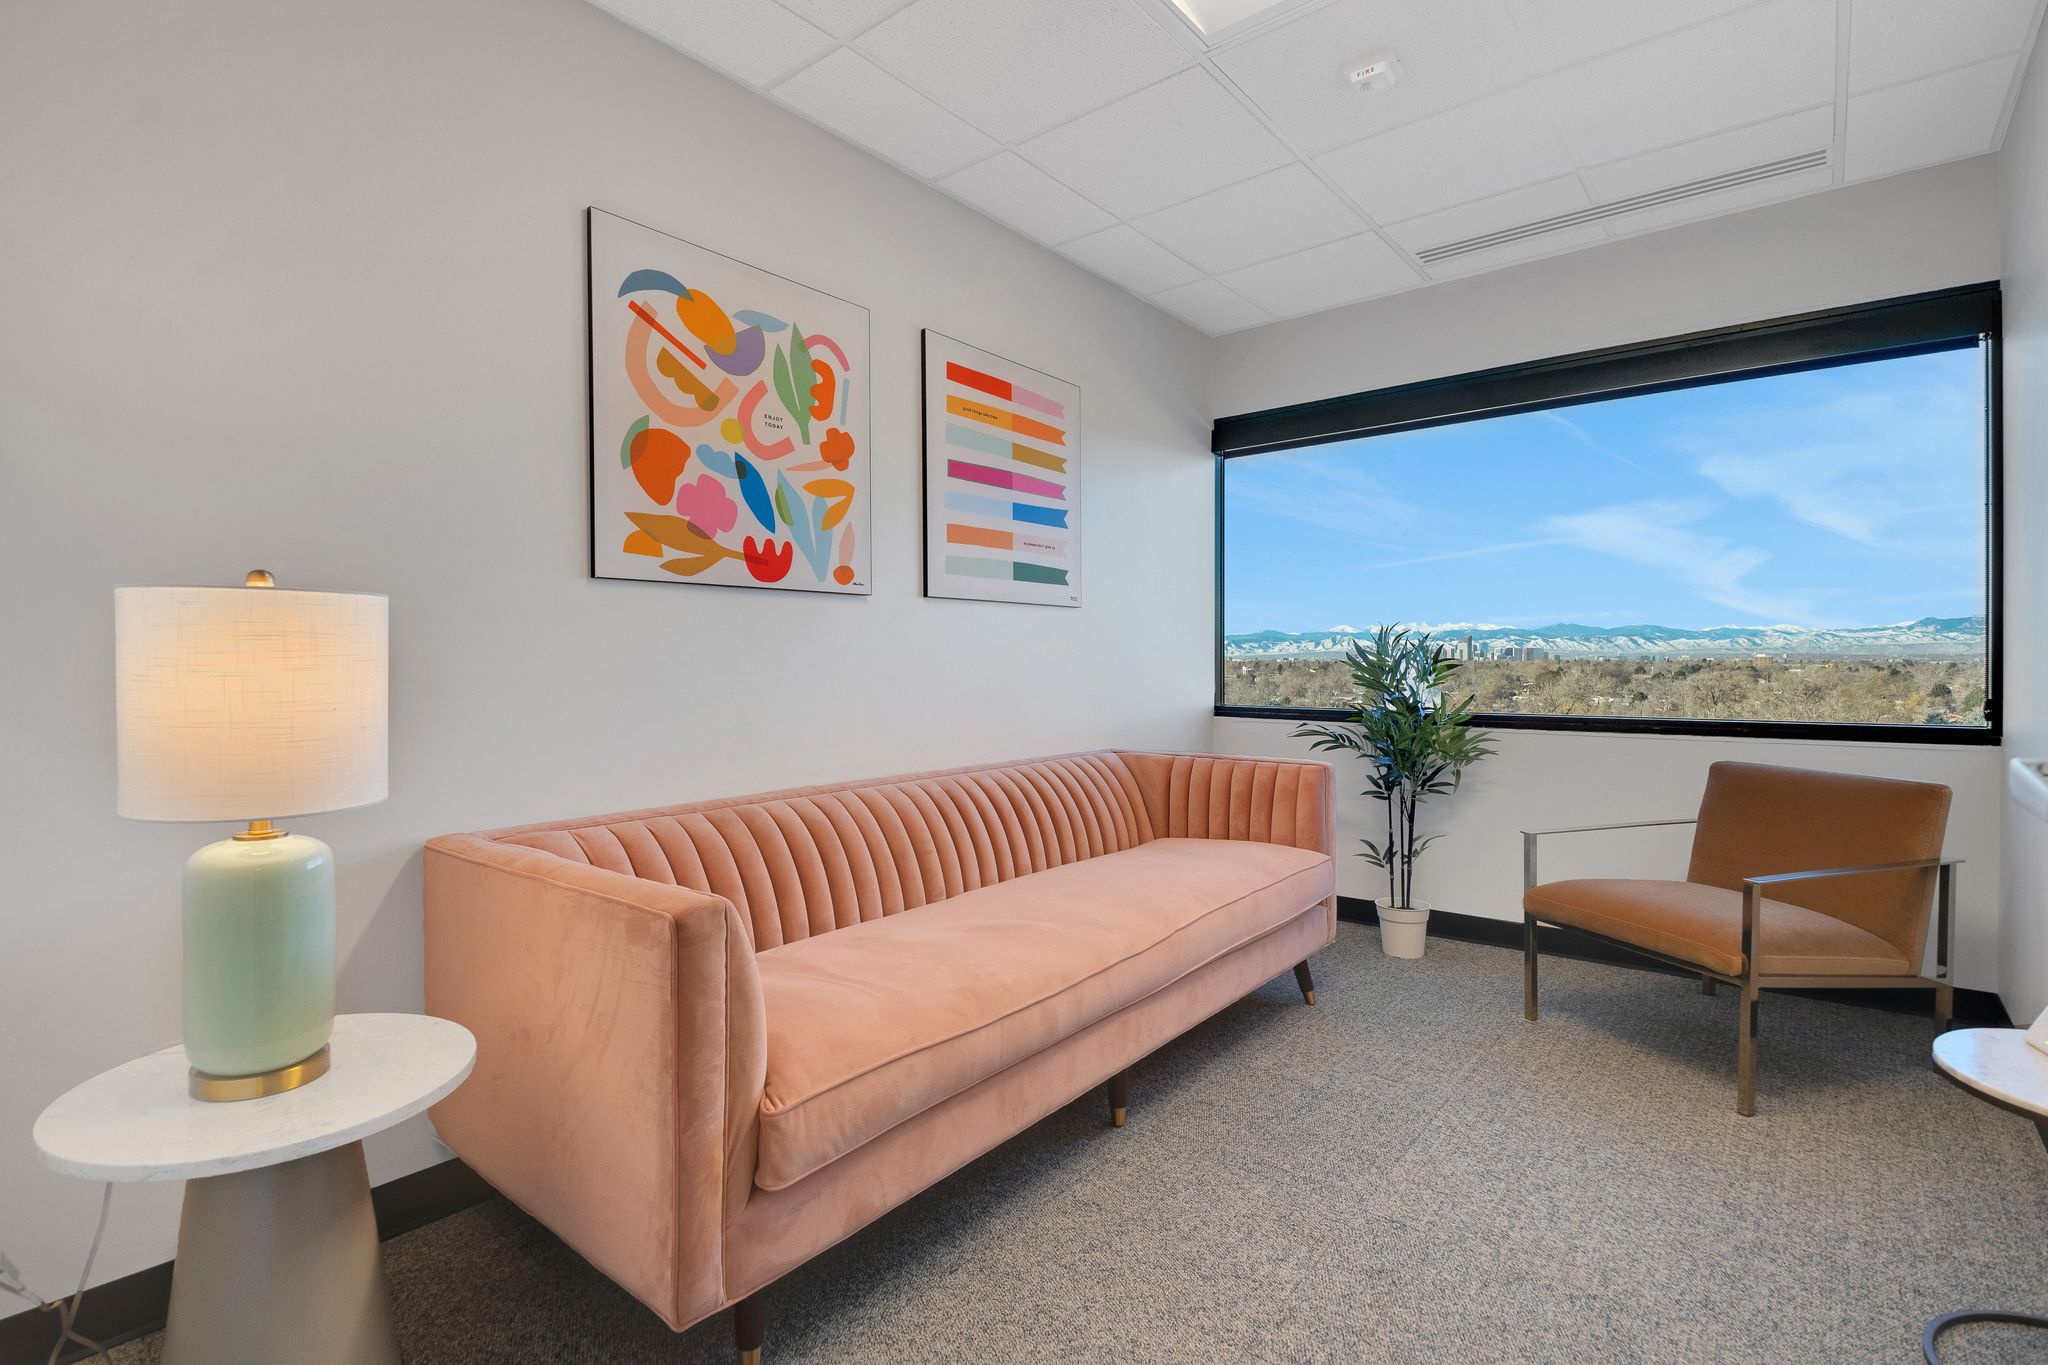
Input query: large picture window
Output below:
<box><xmin>1216</xmin><ymin>286</ymin><xmax>2000</xmax><ymax>743</ymax></box>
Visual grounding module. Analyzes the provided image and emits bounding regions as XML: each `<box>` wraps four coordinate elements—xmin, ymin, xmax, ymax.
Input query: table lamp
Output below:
<box><xmin>115</xmin><ymin>572</ymin><xmax>388</xmax><ymax>1101</ymax></box>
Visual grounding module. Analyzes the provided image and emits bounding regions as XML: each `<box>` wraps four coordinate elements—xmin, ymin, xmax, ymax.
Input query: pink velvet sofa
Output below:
<box><xmin>424</xmin><ymin>750</ymin><xmax>1335</xmax><ymax>1362</ymax></box>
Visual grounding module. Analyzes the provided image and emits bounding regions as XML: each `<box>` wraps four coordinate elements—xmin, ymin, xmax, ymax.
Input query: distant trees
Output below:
<box><xmin>1224</xmin><ymin>654</ymin><xmax>1988</xmax><ymax>727</ymax></box>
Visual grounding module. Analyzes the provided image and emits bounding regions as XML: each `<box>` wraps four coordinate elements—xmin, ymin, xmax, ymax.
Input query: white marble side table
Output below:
<box><xmin>34</xmin><ymin>1013</ymin><xmax>475</xmax><ymax>1365</ymax></box>
<box><xmin>1923</xmin><ymin>1028</ymin><xmax>2048</xmax><ymax>1364</ymax></box>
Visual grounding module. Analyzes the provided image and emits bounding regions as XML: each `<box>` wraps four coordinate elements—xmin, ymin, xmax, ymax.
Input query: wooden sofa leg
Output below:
<box><xmin>1523</xmin><ymin>914</ymin><xmax>1539</xmax><ymax>1021</ymax></box>
<box><xmin>1293</xmin><ymin>961</ymin><xmax>1316</xmax><ymax>1005</ymax></box>
<box><xmin>1936</xmin><ymin>981</ymin><xmax>1954</xmax><ymax>1033</ymax></box>
<box><xmin>1700</xmin><ymin>974</ymin><xmax>1716</xmax><ymax>997</ymax></box>
<box><xmin>733</xmin><ymin>1291</ymin><xmax>765</xmax><ymax>1365</ymax></box>
<box><xmin>1107</xmin><ymin>1070</ymin><xmax>1129</xmax><ymax>1128</ymax></box>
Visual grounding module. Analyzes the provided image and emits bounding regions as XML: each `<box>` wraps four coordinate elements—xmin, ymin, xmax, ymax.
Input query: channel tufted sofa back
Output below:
<box><xmin>467</xmin><ymin>750</ymin><xmax>1330</xmax><ymax>952</ymax></box>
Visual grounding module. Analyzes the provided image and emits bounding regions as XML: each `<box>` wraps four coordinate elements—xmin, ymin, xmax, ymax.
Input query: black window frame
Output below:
<box><xmin>1213</xmin><ymin>282</ymin><xmax>2004</xmax><ymax>745</ymax></box>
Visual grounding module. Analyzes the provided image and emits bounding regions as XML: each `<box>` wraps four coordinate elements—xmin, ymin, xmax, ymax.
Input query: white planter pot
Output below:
<box><xmin>1377</xmin><ymin>902</ymin><xmax>1431</xmax><ymax>959</ymax></box>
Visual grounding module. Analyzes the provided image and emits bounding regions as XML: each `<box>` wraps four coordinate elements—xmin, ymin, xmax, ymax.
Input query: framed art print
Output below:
<box><xmin>589</xmin><ymin>207</ymin><xmax>870</xmax><ymax>594</ymax></box>
<box><xmin>921</xmin><ymin>330</ymin><xmax>1080</xmax><ymax>606</ymax></box>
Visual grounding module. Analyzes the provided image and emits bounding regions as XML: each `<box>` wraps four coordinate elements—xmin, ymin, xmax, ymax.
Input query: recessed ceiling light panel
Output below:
<box><xmin>1164</xmin><ymin>0</ymin><xmax>1311</xmax><ymax>41</ymax></box>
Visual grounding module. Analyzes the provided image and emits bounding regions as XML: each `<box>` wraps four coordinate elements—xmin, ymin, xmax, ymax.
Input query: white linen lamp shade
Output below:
<box><xmin>114</xmin><ymin>575</ymin><xmax>388</xmax><ymax>1100</ymax></box>
<box><xmin>115</xmin><ymin>583</ymin><xmax>388</xmax><ymax>821</ymax></box>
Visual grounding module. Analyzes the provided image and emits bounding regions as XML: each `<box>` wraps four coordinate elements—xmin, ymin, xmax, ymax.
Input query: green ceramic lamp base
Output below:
<box><xmin>182</xmin><ymin>826</ymin><xmax>337</xmax><ymax>1099</ymax></box>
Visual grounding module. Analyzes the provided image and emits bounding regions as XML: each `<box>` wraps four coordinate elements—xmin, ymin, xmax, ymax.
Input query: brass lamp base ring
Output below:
<box><xmin>190</xmin><ymin>1046</ymin><xmax>331</xmax><ymax>1102</ymax></box>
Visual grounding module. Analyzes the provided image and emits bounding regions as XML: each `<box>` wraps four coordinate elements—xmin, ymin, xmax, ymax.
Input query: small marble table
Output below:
<box><xmin>35</xmin><ymin>1013</ymin><xmax>475</xmax><ymax>1365</ymax></box>
<box><xmin>1923</xmin><ymin>1028</ymin><xmax>2048</xmax><ymax>1364</ymax></box>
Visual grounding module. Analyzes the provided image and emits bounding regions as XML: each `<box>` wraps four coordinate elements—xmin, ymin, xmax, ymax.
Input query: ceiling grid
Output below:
<box><xmin>590</xmin><ymin>0</ymin><xmax>2047</xmax><ymax>334</ymax></box>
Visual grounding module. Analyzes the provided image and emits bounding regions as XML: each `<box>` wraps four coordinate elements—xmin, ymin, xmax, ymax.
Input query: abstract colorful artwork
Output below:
<box><xmin>589</xmin><ymin>208</ymin><xmax>869</xmax><ymax>594</ymax></box>
<box><xmin>921</xmin><ymin>331</ymin><xmax>1081</xmax><ymax>607</ymax></box>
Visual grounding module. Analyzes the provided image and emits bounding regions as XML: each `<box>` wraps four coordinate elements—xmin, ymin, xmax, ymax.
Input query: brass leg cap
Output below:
<box><xmin>1304</xmin><ymin>990</ymin><xmax>1316</xmax><ymax>1006</ymax></box>
<box><xmin>739</xmin><ymin>1349</ymin><xmax>762</xmax><ymax>1365</ymax></box>
<box><xmin>1110</xmin><ymin>1107</ymin><xmax>1127</xmax><ymax>1128</ymax></box>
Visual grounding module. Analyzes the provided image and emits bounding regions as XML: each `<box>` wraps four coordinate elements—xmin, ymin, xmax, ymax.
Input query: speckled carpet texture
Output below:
<box><xmin>110</xmin><ymin>927</ymin><xmax>2048</xmax><ymax>1364</ymax></box>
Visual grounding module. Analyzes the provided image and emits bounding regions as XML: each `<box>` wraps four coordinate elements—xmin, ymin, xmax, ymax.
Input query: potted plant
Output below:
<box><xmin>1293</xmin><ymin>626</ymin><xmax>1495</xmax><ymax>959</ymax></box>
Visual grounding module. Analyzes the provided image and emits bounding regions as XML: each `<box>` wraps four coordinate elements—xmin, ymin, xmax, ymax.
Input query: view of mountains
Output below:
<box><xmin>1224</xmin><ymin>617</ymin><xmax>1987</xmax><ymax>660</ymax></box>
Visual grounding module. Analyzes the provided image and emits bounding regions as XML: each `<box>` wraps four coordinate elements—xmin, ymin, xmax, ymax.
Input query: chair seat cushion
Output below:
<box><xmin>752</xmin><ymin>838</ymin><xmax>1333</xmax><ymax>1190</ymax></box>
<box><xmin>1525</xmin><ymin>878</ymin><xmax>1913</xmax><ymax>978</ymax></box>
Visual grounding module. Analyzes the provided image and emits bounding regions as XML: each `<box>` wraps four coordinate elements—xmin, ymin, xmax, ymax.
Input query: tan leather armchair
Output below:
<box><xmin>1521</xmin><ymin>761</ymin><xmax>1957</xmax><ymax>1116</ymax></box>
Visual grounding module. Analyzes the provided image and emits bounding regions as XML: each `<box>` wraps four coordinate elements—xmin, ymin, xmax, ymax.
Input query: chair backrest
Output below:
<box><xmin>479</xmin><ymin>752</ymin><xmax>1156</xmax><ymax>952</ymax></box>
<box><xmin>1686</xmin><ymin>762</ymin><xmax>1952</xmax><ymax>963</ymax></box>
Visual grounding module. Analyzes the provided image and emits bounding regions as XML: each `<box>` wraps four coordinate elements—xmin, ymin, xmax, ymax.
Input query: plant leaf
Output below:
<box><xmin>620</xmin><ymin>414</ymin><xmax>650</xmax><ymax>470</ymax></box>
<box><xmin>786</xmin><ymin>325</ymin><xmax>815</xmax><ymax>445</ymax></box>
<box><xmin>624</xmin><ymin>512</ymin><xmax>736</xmax><ymax>558</ymax></box>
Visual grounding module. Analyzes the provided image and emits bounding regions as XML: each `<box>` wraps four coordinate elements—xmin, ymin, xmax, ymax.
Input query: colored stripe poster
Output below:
<box><xmin>922</xmin><ymin>331</ymin><xmax>1080</xmax><ymax>607</ymax></box>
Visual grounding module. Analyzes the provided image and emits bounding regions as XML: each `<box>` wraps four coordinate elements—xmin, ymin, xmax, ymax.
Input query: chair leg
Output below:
<box><xmin>1700</xmin><ymin>974</ymin><xmax>1716</xmax><ymax>997</ymax></box>
<box><xmin>1736</xmin><ymin>982</ymin><xmax>1760</xmax><ymax>1117</ymax></box>
<box><xmin>1107</xmin><ymin>1070</ymin><xmax>1129</xmax><ymax>1128</ymax></box>
<box><xmin>1293</xmin><ymin>960</ymin><xmax>1316</xmax><ymax>1006</ymax></box>
<box><xmin>733</xmin><ymin>1291</ymin><xmax>765</xmax><ymax>1365</ymax></box>
<box><xmin>1935</xmin><ymin>981</ymin><xmax>1954</xmax><ymax>1033</ymax></box>
<box><xmin>1523</xmin><ymin>914</ymin><xmax>1539</xmax><ymax>1021</ymax></box>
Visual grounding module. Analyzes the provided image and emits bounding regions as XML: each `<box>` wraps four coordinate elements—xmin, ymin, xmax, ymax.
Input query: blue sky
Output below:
<box><xmin>1223</xmin><ymin>345</ymin><xmax>1988</xmax><ymax>636</ymax></box>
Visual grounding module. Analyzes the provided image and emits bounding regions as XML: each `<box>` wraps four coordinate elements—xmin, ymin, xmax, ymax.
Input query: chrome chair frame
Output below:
<box><xmin>1521</xmin><ymin>817</ymin><xmax>1960</xmax><ymax>1116</ymax></box>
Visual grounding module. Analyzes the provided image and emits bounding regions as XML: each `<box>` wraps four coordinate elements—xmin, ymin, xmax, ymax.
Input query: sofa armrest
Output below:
<box><xmin>424</xmin><ymin>834</ymin><xmax>765</xmax><ymax>1330</ymax></box>
<box><xmin>1114</xmin><ymin>751</ymin><xmax>1335</xmax><ymax>857</ymax></box>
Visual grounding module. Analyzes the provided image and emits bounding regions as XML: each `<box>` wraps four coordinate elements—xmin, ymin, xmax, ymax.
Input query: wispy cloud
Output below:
<box><xmin>1675</xmin><ymin>364</ymin><xmax>1983</xmax><ymax>564</ymax></box>
<box><xmin>1541</xmin><ymin>499</ymin><xmax>1815</xmax><ymax>622</ymax></box>
<box><xmin>1538</xmin><ymin>411</ymin><xmax>1657</xmax><ymax>476</ymax></box>
<box><xmin>1226</xmin><ymin>450</ymin><xmax>1424</xmax><ymax>545</ymax></box>
<box><xmin>1360</xmin><ymin>536</ymin><xmax>1569</xmax><ymax>571</ymax></box>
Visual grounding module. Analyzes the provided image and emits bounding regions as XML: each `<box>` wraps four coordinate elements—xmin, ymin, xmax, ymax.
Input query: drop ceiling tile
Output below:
<box><xmin>589</xmin><ymin>0</ymin><xmax>835</xmax><ymax>87</ymax></box>
<box><xmin>1057</xmin><ymin>224</ymin><xmax>1203</xmax><ymax>294</ymax></box>
<box><xmin>1583</xmin><ymin>105</ymin><xmax>1835</xmax><ymax>201</ymax></box>
<box><xmin>774</xmin><ymin>49</ymin><xmax>1000</xmax><ymax>177</ymax></box>
<box><xmin>1421</xmin><ymin>221</ymin><xmax>1610</xmax><ymax>278</ymax></box>
<box><xmin>779</xmin><ymin>0</ymin><xmax>913</xmax><ymax>39</ymax></box>
<box><xmin>1133</xmin><ymin>164</ymin><xmax>1365</xmax><ymax>273</ymax></box>
<box><xmin>1499</xmin><ymin>0</ymin><xmax>1761</xmax><ymax>73</ymax></box>
<box><xmin>938</xmin><ymin>152</ymin><xmax>1117</xmax><ymax>245</ymax></box>
<box><xmin>855</xmin><ymin>0</ymin><xmax>1191</xmax><ymax>143</ymax></box>
<box><xmin>1316</xmin><ymin>86</ymin><xmax>1577</xmax><ymax>224</ymax></box>
<box><xmin>1020</xmin><ymin>68</ymin><xmax>1293</xmax><ymax>219</ymax></box>
<box><xmin>1211</xmin><ymin>0</ymin><xmax>1526</xmax><ymax>155</ymax></box>
<box><xmin>1539</xmin><ymin>0</ymin><xmax>1835</xmax><ymax>165</ymax></box>
<box><xmin>1147</xmin><ymin>278</ymin><xmax>1272</xmax><ymax>334</ymax></box>
<box><xmin>1384</xmin><ymin>175</ymin><xmax>1590</xmax><ymax>253</ymax></box>
<box><xmin>1845</xmin><ymin>53</ymin><xmax>2020</xmax><ymax>181</ymax></box>
<box><xmin>1218</xmin><ymin>232</ymin><xmax>1419</xmax><ymax>316</ymax></box>
<box><xmin>1601</xmin><ymin>163</ymin><xmax>1831</xmax><ymax>234</ymax></box>
<box><xmin>1849</xmin><ymin>0</ymin><xmax>2041</xmax><ymax>95</ymax></box>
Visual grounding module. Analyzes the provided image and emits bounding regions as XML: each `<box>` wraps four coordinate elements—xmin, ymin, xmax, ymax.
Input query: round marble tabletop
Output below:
<box><xmin>34</xmin><ymin>1013</ymin><xmax>476</xmax><ymax>1182</ymax></box>
<box><xmin>1932</xmin><ymin>1028</ymin><xmax>2048</xmax><ymax>1120</ymax></box>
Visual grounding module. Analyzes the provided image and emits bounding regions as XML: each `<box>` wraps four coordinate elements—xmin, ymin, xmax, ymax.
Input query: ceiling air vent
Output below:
<box><xmin>1414</xmin><ymin>150</ymin><xmax>1830</xmax><ymax>265</ymax></box>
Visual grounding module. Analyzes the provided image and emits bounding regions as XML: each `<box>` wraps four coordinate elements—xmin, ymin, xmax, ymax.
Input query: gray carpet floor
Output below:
<box><xmin>112</xmin><ymin>926</ymin><xmax>2048</xmax><ymax>1363</ymax></box>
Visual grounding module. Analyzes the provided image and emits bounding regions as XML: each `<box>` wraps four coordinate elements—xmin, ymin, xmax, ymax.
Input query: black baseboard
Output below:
<box><xmin>1337</xmin><ymin>896</ymin><xmax>2011</xmax><ymax>1027</ymax></box>
<box><xmin>0</xmin><ymin>1157</ymin><xmax>494</xmax><ymax>1365</ymax></box>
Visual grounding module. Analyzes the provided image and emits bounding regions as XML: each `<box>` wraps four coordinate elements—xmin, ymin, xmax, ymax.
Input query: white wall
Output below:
<box><xmin>1999</xmin><ymin>52</ymin><xmax>2048</xmax><ymax>1026</ymax></box>
<box><xmin>0</xmin><ymin>0</ymin><xmax>1215</xmax><ymax>1294</ymax></box>
<box><xmin>1211</xmin><ymin>160</ymin><xmax>2009</xmax><ymax>989</ymax></box>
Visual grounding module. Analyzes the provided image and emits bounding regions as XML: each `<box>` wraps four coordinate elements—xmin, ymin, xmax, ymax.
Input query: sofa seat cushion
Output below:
<box><xmin>752</xmin><ymin>837</ymin><xmax>1333</xmax><ymax>1190</ymax></box>
<box><xmin>1525</xmin><ymin>878</ymin><xmax>1913</xmax><ymax>978</ymax></box>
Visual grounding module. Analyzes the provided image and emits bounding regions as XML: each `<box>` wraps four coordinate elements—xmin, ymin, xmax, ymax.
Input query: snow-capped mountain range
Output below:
<box><xmin>1224</xmin><ymin>617</ymin><xmax>1986</xmax><ymax>660</ymax></box>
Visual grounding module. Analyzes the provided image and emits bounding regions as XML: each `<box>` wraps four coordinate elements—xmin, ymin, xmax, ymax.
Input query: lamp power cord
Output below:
<box><xmin>1</xmin><ymin>1182</ymin><xmax>115</xmax><ymax>1365</ymax></box>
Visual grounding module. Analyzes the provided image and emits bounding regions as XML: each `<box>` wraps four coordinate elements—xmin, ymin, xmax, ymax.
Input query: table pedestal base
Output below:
<box><xmin>164</xmin><ymin>1139</ymin><xmax>399</xmax><ymax>1365</ymax></box>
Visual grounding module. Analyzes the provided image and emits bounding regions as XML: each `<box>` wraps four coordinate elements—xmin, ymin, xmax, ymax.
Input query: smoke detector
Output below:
<box><xmin>1346</xmin><ymin>53</ymin><xmax>1402</xmax><ymax>93</ymax></box>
